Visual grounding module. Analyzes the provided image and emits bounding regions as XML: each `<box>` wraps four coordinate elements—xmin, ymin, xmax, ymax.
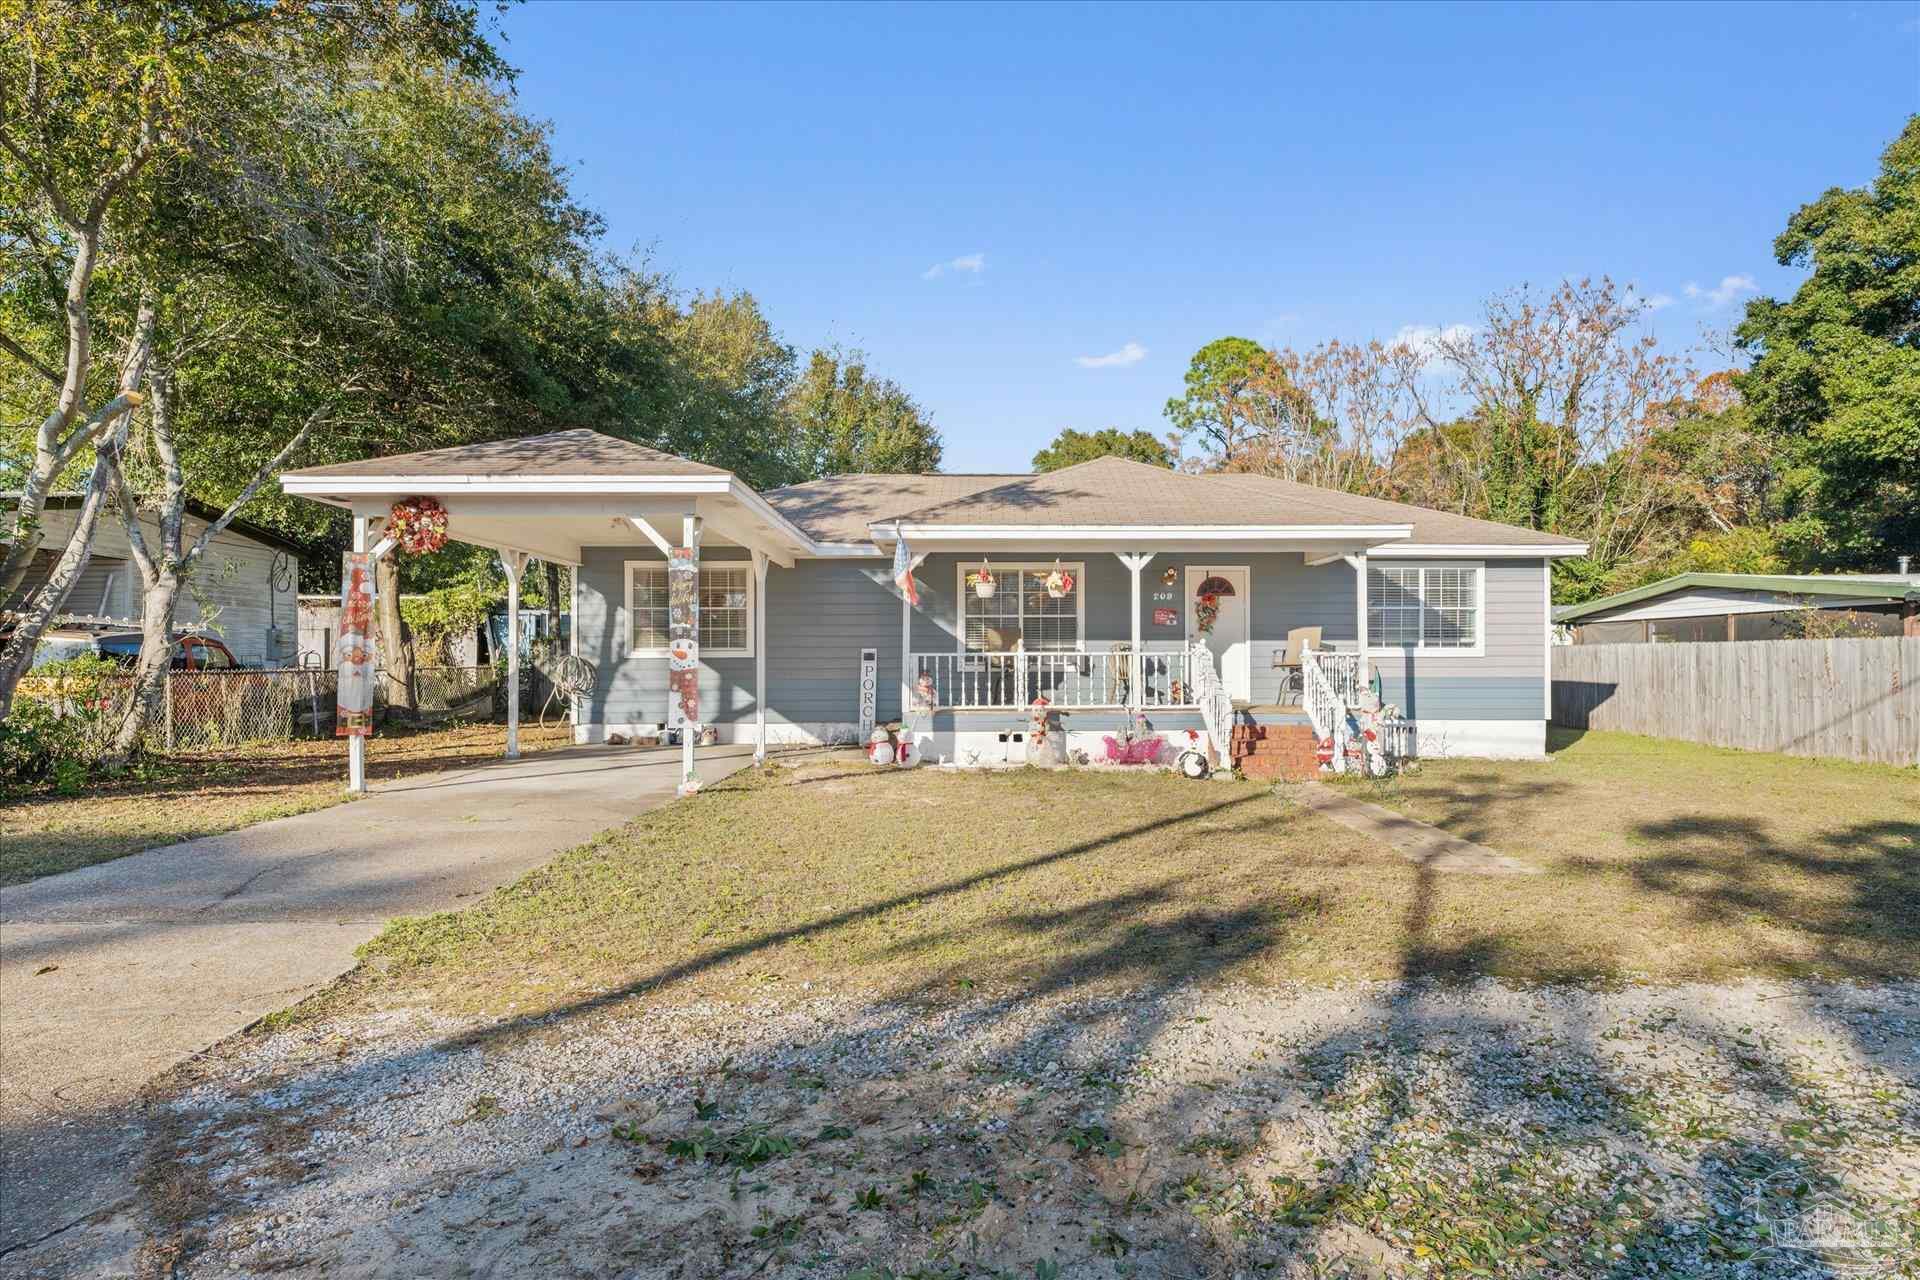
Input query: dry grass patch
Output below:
<box><xmin>0</xmin><ymin>722</ymin><xmax>571</xmax><ymax>886</ymax></box>
<box><xmin>1343</xmin><ymin>728</ymin><xmax>1920</xmax><ymax>981</ymax></box>
<box><xmin>356</xmin><ymin>734</ymin><xmax>1920</xmax><ymax>1019</ymax></box>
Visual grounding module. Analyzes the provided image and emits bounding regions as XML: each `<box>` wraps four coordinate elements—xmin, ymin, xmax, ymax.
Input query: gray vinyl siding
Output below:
<box><xmin>575</xmin><ymin>548</ymin><xmax>1551</xmax><ymax>727</ymax></box>
<box><xmin>577</xmin><ymin>546</ymin><xmax>904</xmax><ymax>727</ymax></box>
<box><xmin>1369</xmin><ymin>558</ymin><xmax>1547</xmax><ymax>720</ymax></box>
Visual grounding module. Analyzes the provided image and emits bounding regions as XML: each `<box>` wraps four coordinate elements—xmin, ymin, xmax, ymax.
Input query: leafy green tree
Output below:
<box><xmin>0</xmin><ymin>0</ymin><xmax>503</xmax><ymax>718</ymax></box>
<box><xmin>1735</xmin><ymin>115</ymin><xmax>1920</xmax><ymax>569</ymax></box>
<box><xmin>1031</xmin><ymin>427</ymin><xmax>1173</xmax><ymax>472</ymax></box>
<box><xmin>1163</xmin><ymin>337</ymin><xmax>1298</xmax><ymax>460</ymax></box>
<box><xmin>786</xmin><ymin>348</ymin><xmax>943</xmax><ymax>476</ymax></box>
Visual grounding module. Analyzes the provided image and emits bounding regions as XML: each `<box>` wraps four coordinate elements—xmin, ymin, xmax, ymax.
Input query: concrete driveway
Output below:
<box><xmin>0</xmin><ymin>742</ymin><xmax>752</xmax><ymax>1260</ymax></box>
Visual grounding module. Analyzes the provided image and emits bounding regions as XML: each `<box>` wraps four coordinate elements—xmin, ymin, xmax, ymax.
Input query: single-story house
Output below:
<box><xmin>1556</xmin><ymin>571</ymin><xmax>1920</xmax><ymax>645</ymax></box>
<box><xmin>3</xmin><ymin>495</ymin><xmax>306</xmax><ymax>667</ymax></box>
<box><xmin>280</xmin><ymin>429</ymin><xmax>1585</xmax><ymax>771</ymax></box>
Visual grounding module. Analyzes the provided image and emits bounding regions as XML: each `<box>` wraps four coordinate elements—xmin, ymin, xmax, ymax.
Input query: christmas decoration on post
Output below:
<box><xmin>386</xmin><ymin>497</ymin><xmax>449</xmax><ymax>556</ymax></box>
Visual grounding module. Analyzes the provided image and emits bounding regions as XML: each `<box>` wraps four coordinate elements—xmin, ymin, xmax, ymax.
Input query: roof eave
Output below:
<box><xmin>1555</xmin><ymin>572</ymin><xmax>1920</xmax><ymax>622</ymax></box>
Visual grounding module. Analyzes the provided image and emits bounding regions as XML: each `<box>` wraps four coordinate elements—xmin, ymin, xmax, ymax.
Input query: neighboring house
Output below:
<box><xmin>1556</xmin><ymin>572</ymin><xmax>1920</xmax><ymax>645</ymax></box>
<box><xmin>297</xmin><ymin>594</ymin><xmax>484</xmax><ymax>668</ymax></box>
<box><xmin>281</xmin><ymin>430</ymin><xmax>1585</xmax><ymax>760</ymax></box>
<box><xmin>3</xmin><ymin>496</ymin><xmax>305</xmax><ymax>667</ymax></box>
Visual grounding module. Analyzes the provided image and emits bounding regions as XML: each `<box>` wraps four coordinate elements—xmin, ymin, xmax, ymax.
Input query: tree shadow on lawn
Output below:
<box><xmin>100</xmin><ymin>783</ymin><xmax>1918</xmax><ymax>1278</ymax></box>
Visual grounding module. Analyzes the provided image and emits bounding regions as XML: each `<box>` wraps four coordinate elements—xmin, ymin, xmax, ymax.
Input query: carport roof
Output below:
<box><xmin>282</xmin><ymin>428</ymin><xmax>731</xmax><ymax>480</ymax></box>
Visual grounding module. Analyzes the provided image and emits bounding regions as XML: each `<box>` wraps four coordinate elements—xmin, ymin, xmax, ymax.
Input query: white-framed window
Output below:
<box><xmin>623</xmin><ymin>561</ymin><xmax>755</xmax><ymax>658</ymax></box>
<box><xmin>1368</xmin><ymin>562</ymin><xmax>1483</xmax><ymax>654</ymax></box>
<box><xmin>956</xmin><ymin>562</ymin><xmax>1084</xmax><ymax>653</ymax></box>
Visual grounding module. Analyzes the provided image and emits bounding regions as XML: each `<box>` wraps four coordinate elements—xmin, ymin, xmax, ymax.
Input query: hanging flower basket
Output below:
<box><xmin>1045</xmin><ymin>567</ymin><xmax>1075</xmax><ymax>598</ymax></box>
<box><xmin>968</xmin><ymin>568</ymin><xmax>997</xmax><ymax>599</ymax></box>
<box><xmin>388</xmin><ymin>496</ymin><xmax>449</xmax><ymax>556</ymax></box>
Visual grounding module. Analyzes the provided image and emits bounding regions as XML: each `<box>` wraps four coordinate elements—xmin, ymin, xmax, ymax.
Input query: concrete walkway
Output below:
<box><xmin>0</xmin><ymin>742</ymin><xmax>752</xmax><ymax>1259</ymax></box>
<box><xmin>1295</xmin><ymin>782</ymin><xmax>1541</xmax><ymax>874</ymax></box>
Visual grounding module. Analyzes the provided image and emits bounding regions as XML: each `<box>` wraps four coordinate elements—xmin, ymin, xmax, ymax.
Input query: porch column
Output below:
<box><xmin>349</xmin><ymin>515</ymin><xmax>368</xmax><ymax>793</ymax></box>
<box><xmin>679</xmin><ymin>514</ymin><xmax>701</xmax><ymax>795</ymax></box>
<box><xmin>1346</xmin><ymin>552</ymin><xmax>1370</xmax><ymax>696</ymax></box>
<box><xmin>897</xmin><ymin>548</ymin><xmax>926</xmax><ymax>728</ymax></box>
<box><xmin>752</xmin><ymin>549</ymin><xmax>769</xmax><ymax>764</ymax></box>
<box><xmin>1117</xmin><ymin>552</ymin><xmax>1155</xmax><ymax>707</ymax></box>
<box><xmin>501</xmin><ymin>549</ymin><xmax>528</xmax><ymax>759</ymax></box>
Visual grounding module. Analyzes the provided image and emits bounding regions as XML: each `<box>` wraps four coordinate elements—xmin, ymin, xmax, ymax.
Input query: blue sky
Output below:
<box><xmin>496</xmin><ymin>1</ymin><xmax>1918</xmax><ymax>472</ymax></box>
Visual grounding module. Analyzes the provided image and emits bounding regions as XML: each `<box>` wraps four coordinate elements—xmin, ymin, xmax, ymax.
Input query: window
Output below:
<box><xmin>1368</xmin><ymin>564</ymin><xmax>1481</xmax><ymax>652</ymax></box>
<box><xmin>958</xmin><ymin>564</ymin><xmax>1082</xmax><ymax>652</ymax></box>
<box><xmin>625</xmin><ymin>562</ymin><xmax>755</xmax><ymax>657</ymax></box>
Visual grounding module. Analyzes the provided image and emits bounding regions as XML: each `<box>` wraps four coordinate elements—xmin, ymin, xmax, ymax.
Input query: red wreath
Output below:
<box><xmin>388</xmin><ymin>496</ymin><xmax>449</xmax><ymax>555</ymax></box>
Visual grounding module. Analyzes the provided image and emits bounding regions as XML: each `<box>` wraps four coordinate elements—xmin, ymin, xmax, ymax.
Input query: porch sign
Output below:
<box><xmin>666</xmin><ymin>546</ymin><xmax>700</xmax><ymax>737</ymax></box>
<box><xmin>335</xmin><ymin>551</ymin><xmax>376</xmax><ymax>737</ymax></box>
<box><xmin>858</xmin><ymin>648</ymin><xmax>878</xmax><ymax>740</ymax></box>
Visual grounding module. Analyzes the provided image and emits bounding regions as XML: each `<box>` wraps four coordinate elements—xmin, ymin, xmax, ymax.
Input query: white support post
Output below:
<box><xmin>1117</xmin><ymin>552</ymin><xmax>1155</xmax><ymax>708</ymax></box>
<box><xmin>1346</xmin><ymin>553</ymin><xmax>1370</xmax><ymax>698</ymax></box>
<box><xmin>501</xmin><ymin>550</ymin><xmax>528</xmax><ymax>760</ymax></box>
<box><xmin>680</xmin><ymin>514</ymin><xmax>701</xmax><ymax>794</ymax></box>
<box><xmin>752</xmin><ymin>549</ymin><xmax>769</xmax><ymax>764</ymax></box>
<box><xmin>348</xmin><ymin>516</ymin><xmax>368</xmax><ymax>794</ymax></box>
<box><xmin>896</xmin><ymin>552</ymin><xmax>927</xmax><ymax>726</ymax></box>
<box><xmin>626</xmin><ymin>514</ymin><xmax>674</xmax><ymax>557</ymax></box>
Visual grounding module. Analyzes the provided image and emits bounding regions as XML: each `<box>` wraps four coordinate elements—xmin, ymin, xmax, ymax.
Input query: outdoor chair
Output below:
<box><xmin>1274</xmin><ymin>625</ymin><xmax>1322</xmax><ymax>704</ymax></box>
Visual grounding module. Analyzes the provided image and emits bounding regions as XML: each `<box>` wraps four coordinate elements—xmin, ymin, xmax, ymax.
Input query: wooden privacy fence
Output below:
<box><xmin>1551</xmin><ymin>637</ymin><xmax>1918</xmax><ymax>766</ymax></box>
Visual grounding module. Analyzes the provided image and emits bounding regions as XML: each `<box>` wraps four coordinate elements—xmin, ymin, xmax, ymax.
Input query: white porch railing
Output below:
<box><xmin>1300</xmin><ymin>645</ymin><xmax>1353</xmax><ymax>773</ymax></box>
<box><xmin>908</xmin><ymin>649</ymin><xmax>1194</xmax><ymax>709</ymax></box>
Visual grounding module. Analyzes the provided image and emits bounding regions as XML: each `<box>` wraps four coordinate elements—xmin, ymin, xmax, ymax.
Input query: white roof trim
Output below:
<box><xmin>280</xmin><ymin>472</ymin><xmax>820</xmax><ymax>557</ymax></box>
<box><xmin>881</xmin><ymin>523</ymin><xmax>1415</xmax><ymax>542</ymax></box>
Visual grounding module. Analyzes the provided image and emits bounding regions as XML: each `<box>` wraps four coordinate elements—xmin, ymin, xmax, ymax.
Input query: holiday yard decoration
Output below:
<box><xmin>386</xmin><ymin>497</ymin><xmax>449</xmax><ymax>556</ymax></box>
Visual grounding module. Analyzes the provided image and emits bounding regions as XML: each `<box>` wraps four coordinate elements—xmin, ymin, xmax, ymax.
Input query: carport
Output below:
<box><xmin>279</xmin><ymin>429</ymin><xmax>818</xmax><ymax>793</ymax></box>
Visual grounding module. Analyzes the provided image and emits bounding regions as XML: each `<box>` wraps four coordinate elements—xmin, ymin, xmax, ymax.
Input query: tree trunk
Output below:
<box><xmin>110</xmin><ymin>575</ymin><xmax>179</xmax><ymax>759</ymax></box>
<box><xmin>0</xmin><ymin>302</ymin><xmax>156</xmax><ymax>719</ymax></box>
<box><xmin>544</xmin><ymin>561</ymin><xmax>562</xmax><ymax>660</ymax></box>
<box><xmin>375</xmin><ymin>552</ymin><xmax>416</xmax><ymax>720</ymax></box>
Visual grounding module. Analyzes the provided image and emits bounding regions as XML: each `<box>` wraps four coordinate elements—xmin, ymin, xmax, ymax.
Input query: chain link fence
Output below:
<box><xmin>15</xmin><ymin>665</ymin><xmax>539</xmax><ymax>754</ymax></box>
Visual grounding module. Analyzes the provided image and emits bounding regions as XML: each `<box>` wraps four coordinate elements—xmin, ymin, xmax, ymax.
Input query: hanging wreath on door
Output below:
<box><xmin>1193</xmin><ymin>574</ymin><xmax>1236</xmax><ymax>636</ymax></box>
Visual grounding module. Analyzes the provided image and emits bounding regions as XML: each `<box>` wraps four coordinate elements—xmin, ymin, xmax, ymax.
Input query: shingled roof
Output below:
<box><xmin>282</xmin><ymin>429</ymin><xmax>731</xmax><ymax>480</ymax></box>
<box><xmin>768</xmin><ymin>456</ymin><xmax>1581</xmax><ymax>548</ymax></box>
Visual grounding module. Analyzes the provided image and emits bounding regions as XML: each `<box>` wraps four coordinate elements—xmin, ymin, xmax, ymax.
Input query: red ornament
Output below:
<box><xmin>388</xmin><ymin>496</ymin><xmax>449</xmax><ymax>555</ymax></box>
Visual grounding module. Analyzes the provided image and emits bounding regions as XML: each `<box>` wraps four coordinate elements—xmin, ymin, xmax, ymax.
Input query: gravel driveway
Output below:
<box><xmin>15</xmin><ymin>978</ymin><xmax>1915</xmax><ymax>1278</ymax></box>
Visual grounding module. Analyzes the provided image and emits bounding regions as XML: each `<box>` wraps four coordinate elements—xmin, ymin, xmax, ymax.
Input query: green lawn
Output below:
<box><xmin>351</xmin><ymin>732</ymin><xmax>1920</xmax><ymax>1018</ymax></box>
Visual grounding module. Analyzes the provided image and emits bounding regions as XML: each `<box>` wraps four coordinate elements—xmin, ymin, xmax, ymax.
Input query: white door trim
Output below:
<box><xmin>1186</xmin><ymin>564</ymin><xmax>1251</xmax><ymax>700</ymax></box>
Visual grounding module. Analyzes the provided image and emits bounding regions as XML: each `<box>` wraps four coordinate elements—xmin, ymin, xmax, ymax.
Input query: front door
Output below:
<box><xmin>1186</xmin><ymin>566</ymin><xmax>1250</xmax><ymax>701</ymax></box>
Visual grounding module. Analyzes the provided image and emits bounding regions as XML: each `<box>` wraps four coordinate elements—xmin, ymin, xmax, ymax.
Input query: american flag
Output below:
<box><xmin>892</xmin><ymin>536</ymin><xmax>919</xmax><ymax>606</ymax></box>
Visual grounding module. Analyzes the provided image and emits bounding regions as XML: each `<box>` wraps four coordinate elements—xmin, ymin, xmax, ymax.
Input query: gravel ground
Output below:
<box><xmin>14</xmin><ymin>979</ymin><xmax>1917</xmax><ymax>1279</ymax></box>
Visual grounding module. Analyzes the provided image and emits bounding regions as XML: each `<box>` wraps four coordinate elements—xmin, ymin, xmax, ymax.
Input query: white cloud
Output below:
<box><xmin>921</xmin><ymin>252</ymin><xmax>986</xmax><ymax>280</ymax></box>
<box><xmin>1645</xmin><ymin>292</ymin><xmax>1677</xmax><ymax>311</ymax></box>
<box><xmin>1682</xmin><ymin>274</ymin><xmax>1757</xmax><ymax>308</ymax></box>
<box><xmin>1390</xmin><ymin>323</ymin><xmax>1474</xmax><ymax>362</ymax></box>
<box><xmin>1074</xmin><ymin>341</ymin><xmax>1148</xmax><ymax>369</ymax></box>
